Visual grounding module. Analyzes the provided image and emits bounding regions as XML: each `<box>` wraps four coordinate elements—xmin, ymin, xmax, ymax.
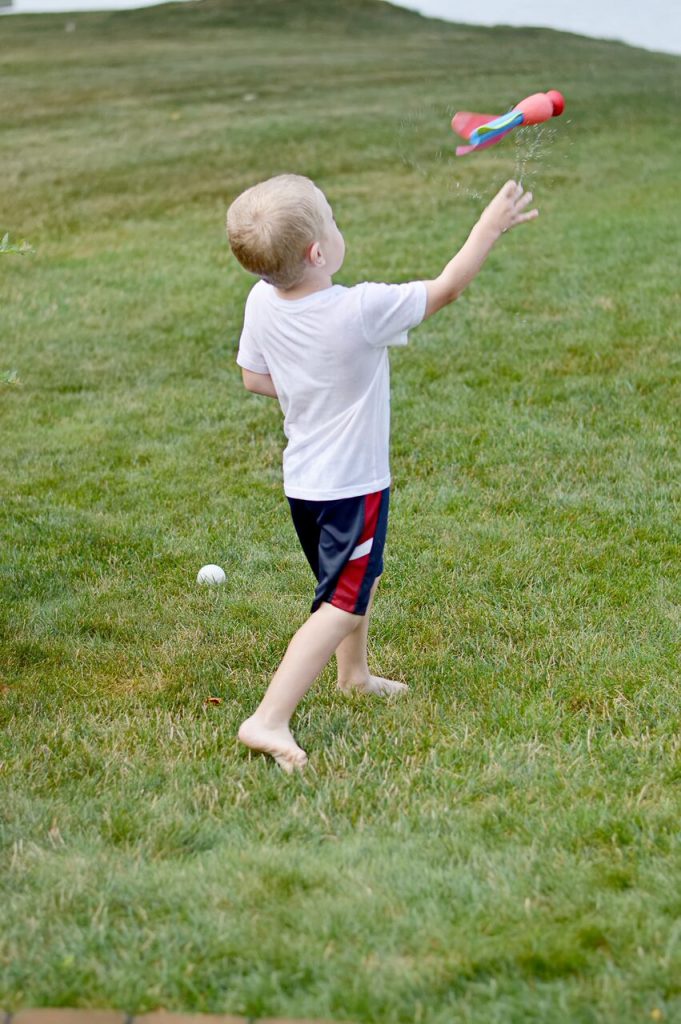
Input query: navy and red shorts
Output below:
<box><xmin>287</xmin><ymin>487</ymin><xmax>390</xmax><ymax>616</ymax></box>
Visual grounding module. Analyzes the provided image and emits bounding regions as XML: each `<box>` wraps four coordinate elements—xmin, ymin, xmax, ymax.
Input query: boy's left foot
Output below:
<box><xmin>338</xmin><ymin>675</ymin><xmax>408</xmax><ymax>697</ymax></box>
<box><xmin>238</xmin><ymin>715</ymin><xmax>308</xmax><ymax>773</ymax></box>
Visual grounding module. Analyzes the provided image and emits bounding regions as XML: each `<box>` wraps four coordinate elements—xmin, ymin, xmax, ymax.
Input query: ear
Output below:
<box><xmin>306</xmin><ymin>241</ymin><xmax>325</xmax><ymax>267</ymax></box>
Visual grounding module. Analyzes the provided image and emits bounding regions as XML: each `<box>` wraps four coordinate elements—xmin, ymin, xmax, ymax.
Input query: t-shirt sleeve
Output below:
<box><xmin>358</xmin><ymin>280</ymin><xmax>428</xmax><ymax>348</ymax></box>
<box><xmin>236</xmin><ymin>286</ymin><xmax>270</xmax><ymax>375</ymax></box>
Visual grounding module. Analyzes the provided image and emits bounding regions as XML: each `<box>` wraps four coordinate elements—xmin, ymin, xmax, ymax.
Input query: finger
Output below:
<box><xmin>516</xmin><ymin>191</ymin><xmax>534</xmax><ymax>210</ymax></box>
<box><xmin>502</xmin><ymin>179</ymin><xmax>518</xmax><ymax>197</ymax></box>
<box><xmin>514</xmin><ymin>209</ymin><xmax>539</xmax><ymax>224</ymax></box>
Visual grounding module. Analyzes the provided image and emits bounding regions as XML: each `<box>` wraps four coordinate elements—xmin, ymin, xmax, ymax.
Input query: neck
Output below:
<box><xmin>274</xmin><ymin>271</ymin><xmax>333</xmax><ymax>301</ymax></box>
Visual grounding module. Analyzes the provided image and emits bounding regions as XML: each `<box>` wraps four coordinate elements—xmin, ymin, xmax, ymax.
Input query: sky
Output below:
<box><xmin>2</xmin><ymin>0</ymin><xmax>681</xmax><ymax>57</ymax></box>
<box><xmin>391</xmin><ymin>0</ymin><xmax>681</xmax><ymax>56</ymax></box>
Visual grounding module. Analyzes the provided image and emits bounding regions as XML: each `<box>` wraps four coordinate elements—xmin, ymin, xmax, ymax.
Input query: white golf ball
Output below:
<box><xmin>197</xmin><ymin>564</ymin><xmax>226</xmax><ymax>585</ymax></box>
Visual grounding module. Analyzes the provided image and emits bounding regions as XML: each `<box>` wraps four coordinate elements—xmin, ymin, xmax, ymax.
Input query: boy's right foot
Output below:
<box><xmin>338</xmin><ymin>675</ymin><xmax>408</xmax><ymax>697</ymax></box>
<box><xmin>237</xmin><ymin>715</ymin><xmax>308</xmax><ymax>773</ymax></box>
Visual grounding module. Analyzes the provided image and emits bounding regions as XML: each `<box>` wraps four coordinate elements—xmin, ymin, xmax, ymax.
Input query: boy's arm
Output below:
<box><xmin>242</xmin><ymin>367</ymin><xmax>278</xmax><ymax>398</ymax></box>
<box><xmin>423</xmin><ymin>180</ymin><xmax>538</xmax><ymax>320</ymax></box>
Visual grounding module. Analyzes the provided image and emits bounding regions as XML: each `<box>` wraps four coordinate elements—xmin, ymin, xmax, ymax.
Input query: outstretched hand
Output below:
<box><xmin>480</xmin><ymin>179</ymin><xmax>538</xmax><ymax>237</ymax></box>
<box><xmin>422</xmin><ymin>178</ymin><xmax>541</xmax><ymax>320</ymax></box>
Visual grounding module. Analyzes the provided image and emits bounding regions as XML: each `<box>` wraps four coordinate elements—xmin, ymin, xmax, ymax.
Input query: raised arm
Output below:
<box><xmin>423</xmin><ymin>180</ymin><xmax>538</xmax><ymax>320</ymax></box>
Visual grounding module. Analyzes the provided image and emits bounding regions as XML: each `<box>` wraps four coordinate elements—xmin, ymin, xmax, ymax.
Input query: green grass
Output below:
<box><xmin>1</xmin><ymin>1</ymin><xmax>680</xmax><ymax>1021</ymax></box>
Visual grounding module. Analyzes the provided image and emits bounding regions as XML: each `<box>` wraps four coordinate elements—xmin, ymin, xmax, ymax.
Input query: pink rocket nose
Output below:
<box><xmin>513</xmin><ymin>92</ymin><xmax>555</xmax><ymax>125</ymax></box>
<box><xmin>546</xmin><ymin>89</ymin><xmax>565</xmax><ymax>116</ymax></box>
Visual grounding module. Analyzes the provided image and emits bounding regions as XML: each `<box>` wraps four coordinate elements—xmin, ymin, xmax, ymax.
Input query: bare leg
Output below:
<box><xmin>238</xmin><ymin>602</ymin><xmax>361</xmax><ymax>772</ymax></box>
<box><xmin>335</xmin><ymin>577</ymin><xmax>408</xmax><ymax>697</ymax></box>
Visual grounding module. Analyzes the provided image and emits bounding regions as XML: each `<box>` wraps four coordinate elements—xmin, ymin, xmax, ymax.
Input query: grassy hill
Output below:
<box><xmin>1</xmin><ymin>1</ymin><xmax>680</xmax><ymax>1021</ymax></box>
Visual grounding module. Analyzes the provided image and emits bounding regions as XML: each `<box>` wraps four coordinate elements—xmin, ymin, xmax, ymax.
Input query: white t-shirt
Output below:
<box><xmin>236</xmin><ymin>278</ymin><xmax>427</xmax><ymax>501</ymax></box>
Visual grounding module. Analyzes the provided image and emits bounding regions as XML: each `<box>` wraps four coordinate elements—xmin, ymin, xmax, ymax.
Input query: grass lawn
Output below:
<box><xmin>1</xmin><ymin>1</ymin><xmax>680</xmax><ymax>1020</ymax></box>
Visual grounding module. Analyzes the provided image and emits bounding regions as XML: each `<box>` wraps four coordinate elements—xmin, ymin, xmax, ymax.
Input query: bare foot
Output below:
<box><xmin>238</xmin><ymin>715</ymin><xmax>308</xmax><ymax>773</ymax></box>
<box><xmin>338</xmin><ymin>675</ymin><xmax>409</xmax><ymax>697</ymax></box>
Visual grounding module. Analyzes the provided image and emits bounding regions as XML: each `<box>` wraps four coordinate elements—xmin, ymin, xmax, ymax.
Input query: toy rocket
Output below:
<box><xmin>452</xmin><ymin>90</ymin><xmax>565</xmax><ymax>156</ymax></box>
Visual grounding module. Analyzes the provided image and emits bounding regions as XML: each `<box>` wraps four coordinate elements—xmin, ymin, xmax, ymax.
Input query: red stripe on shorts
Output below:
<box><xmin>330</xmin><ymin>491</ymin><xmax>382</xmax><ymax>614</ymax></box>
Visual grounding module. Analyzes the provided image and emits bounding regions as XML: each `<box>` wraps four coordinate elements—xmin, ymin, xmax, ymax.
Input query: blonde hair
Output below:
<box><xmin>226</xmin><ymin>174</ymin><xmax>326</xmax><ymax>290</ymax></box>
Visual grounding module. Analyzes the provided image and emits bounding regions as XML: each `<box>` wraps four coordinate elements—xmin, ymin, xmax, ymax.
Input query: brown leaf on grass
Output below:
<box><xmin>48</xmin><ymin>821</ymin><xmax>64</xmax><ymax>846</ymax></box>
<box><xmin>205</xmin><ymin>696</ymin><xmax>223</xmax><ymax>705</ymax></box>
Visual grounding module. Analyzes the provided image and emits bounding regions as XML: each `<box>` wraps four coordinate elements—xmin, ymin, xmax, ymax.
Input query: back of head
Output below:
<box><xmin>226</xmin><ymin>174</ymin><xmax>325</xmax><ymax>290</ymax></box>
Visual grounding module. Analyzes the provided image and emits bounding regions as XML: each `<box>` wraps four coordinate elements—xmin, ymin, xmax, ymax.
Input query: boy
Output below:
<box><xmin>226</xmin><ymin>174</ymin><xmax>537</xmax><ymax>772</ymax></box>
